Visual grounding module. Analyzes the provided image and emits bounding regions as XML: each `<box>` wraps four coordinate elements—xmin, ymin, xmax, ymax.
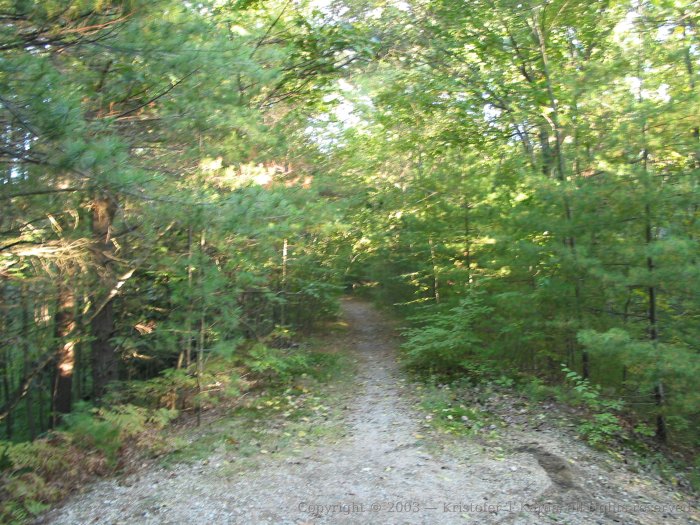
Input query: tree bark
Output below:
<box><xmin>91</xmin><ymin>194</ymin><xmax>118</xmax><ymax>400</ymax></box>
<box><xmin>428</xmin><ymin>237</ymin><xmax>440</xmax><ymax>304</ymax></box>
<box><xmin>196</xmin><ymin>229</ymin><xmax>206</xmax><ymax>427</ymax></box>
<box><xmin>21</xmin><ymin>287</ymin><xmax>36</xmax><ymax>438</ymax></box>
<box><xmin>532</xmin><ymin>13</ymin><xmax>586</xmax><ymax>377</ymax></box>
<box><xmin>52</xmin><ymin>283</ymin><xmax>76</xmax><ymax>426</ymax></box>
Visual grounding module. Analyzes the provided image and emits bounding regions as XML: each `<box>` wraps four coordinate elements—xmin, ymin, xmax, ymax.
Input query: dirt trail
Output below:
<box><xmin>43</xmin><ymin>299</ymin><xmax>699</xmax><ymax>525</ymax></box>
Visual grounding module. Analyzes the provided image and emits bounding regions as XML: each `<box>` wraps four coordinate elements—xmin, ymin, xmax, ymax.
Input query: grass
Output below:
<box><xmin>414</xmin><ymin>381</ymin><xmax>498</xmax><ymax>439</ymax></box>
<box><xmin>161</xmin><ymin>383</ymin><xmax>351</xmax><ymax>467</ymax></box>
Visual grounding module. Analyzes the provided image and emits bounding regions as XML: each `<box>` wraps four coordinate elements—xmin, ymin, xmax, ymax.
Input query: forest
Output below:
<box><xmin>0</xmin><ymin>0</ymin><xmax>698</xmax><ymax>522</ymax></box>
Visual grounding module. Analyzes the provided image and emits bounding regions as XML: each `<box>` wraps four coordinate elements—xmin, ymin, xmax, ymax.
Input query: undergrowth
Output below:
<box><xmin>416</xmin><ymin>380</ymin><xmax>497</xmax><ymax>438</ymax></box>
<box><xmin>400</xmin><ymin>306</ymin><xmax>699</xmax><ymax>492</ymax></box>
<box><xmin>0</xmin><ymin>334</ymin><xmax>345</xmax><ymax>524</ymax></box>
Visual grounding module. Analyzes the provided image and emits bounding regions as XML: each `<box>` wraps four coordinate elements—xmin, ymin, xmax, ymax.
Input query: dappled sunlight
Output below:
<box><xmin>1</xmin><ymin>0</ymin><xmax>699</xmax><ymax>523</ymax></box>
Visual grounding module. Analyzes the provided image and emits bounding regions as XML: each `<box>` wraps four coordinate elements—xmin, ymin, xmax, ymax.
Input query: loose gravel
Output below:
<box><xmin>41</xmin><ymin>299</ymin><xmax>700</xmax><ymax>525</ymax></box>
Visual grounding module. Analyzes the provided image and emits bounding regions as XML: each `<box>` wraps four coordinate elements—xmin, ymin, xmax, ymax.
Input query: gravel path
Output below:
<box><xmin>42</xmin><ymin>299</ymin><xmax>699</xmax><ymax>525</ymax></box>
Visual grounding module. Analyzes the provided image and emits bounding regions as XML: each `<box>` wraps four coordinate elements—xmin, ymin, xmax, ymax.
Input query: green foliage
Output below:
<box><xmin>0</xmin><ymin>0</ymin><xmax>347</xmax><ymax>446</ymax></box>
<box><xmin>578</xmin><ymin>412</ymin><xmax>625</xmax><ymax>449</ymax></box>
<box><xmin>62</xmin><ymin>406</ymin><xmax>122</xmax><ymax>465</ymax></box>
<box><xmin>0</xmin><ymin>0</ymin><xmax>699</xmax><ymax>515</ymax></box>
<box><xmin>0</xmin><ymin>434</ymin><xmax>105</xmax><ymax>525</ymax></box>
<box><xmin>322</xmin><ymin>0</ymin><xmax>700</xmax><ymax>453</ymax></box>
<box><xmin>62</xmin><ymin>403</ymin><xmax>179</xmax><ymax>466</ymax></box>
<box><xmin>161</xmin><ymin>338</ymin><xmax>351</xmax><ymax>466</ymax></box>
<box><xmin>578</xmin><ymin>328</ymin><xmax>700</xmax><ymax>438</ymax></box>
<box><xmin>691</xmin><ymin>457</ymin><xmax>700</xmax><ymax>492</ymax></box>
<box><xmin>401</xmin><ymin>293</ymin><xmax>493</xmax><ymax>372</ymax></box>
<box><xmin>109</xmin><ymin>368</ymin><xmax>198</xmax><ymax>410</ymax></box>
<box><xmin>245</xmin><ymin>343</ymin><xmax>340</xmax><ymax>384</ymax></box>
<box><xmin>0</xmin><ymin>400</ymin><xmax>180</xmax><ymax>524</ymax></box>
<box><xmin>419</xmin><ymin>382</ymin><xmax>493</xmax><ymax>436</ymax></box>
<box><xmin>519</xmin><ymin>378</ymin><xmax>555</xmax><ymax>403</ymax></box>
<box><xmin>492</xmin><ymin>375</ymin><xmax>515</xmax><ymax>389</ymax></box>
<box><xmin>562</xmin><ymin>366</ymin><xmax>624</xmax><ymax>447</ymax></box>
<box><xmin>420</xmin><ymin>383</ymin><xmax>491</xmax><ymax>435</ymax></box>
<box><xmin>0</xmin><ymin>335</ymin><xmax>342</xmax><ymax>524</ymax></box>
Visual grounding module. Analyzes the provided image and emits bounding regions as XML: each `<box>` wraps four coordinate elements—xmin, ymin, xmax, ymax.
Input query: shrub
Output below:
<box><xmin>63</xmin><ymin>407</ymin><xmax>122</xmax><ymax>465</ymax></box>
<box><xmin>0</xmin><ymin>433</ymin><xmax>109</xmax><ymax>524</ymax></box>
<box><xmin>245</xmin><ymin>343</ymin><xmax>338</xmax><ymax>384</ymax></box>
<box><xmin>520</xmin><ymin>377</ymin><xmax>554</xmax><ymax>402</ymax></box>
<box><xmin>401</xmin><ymin>293</ymin><xmax>493</xmax><ymax>372</ymax></box>
<box><xmin>0</xmin><ymin>402</ymin><xmax>179</xmax><ymax>524</ymax></box>
<box><xmin>562</xmin><ymin>365</ymin><xmax>624</xmax><ymax>447</ymax></box>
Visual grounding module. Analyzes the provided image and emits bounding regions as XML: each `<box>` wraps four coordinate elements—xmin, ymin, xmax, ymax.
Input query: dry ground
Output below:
<box><xmin>42</xmin><ymin>299</ymin><xmax>700</xmax><ymax>525</ymax></box>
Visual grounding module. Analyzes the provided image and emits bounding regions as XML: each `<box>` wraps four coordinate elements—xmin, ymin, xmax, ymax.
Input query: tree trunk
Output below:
<box><xmin>2</xmin><ymin>348</ymin><xmax>12</xmax><ymax>439</ymax></box>
<box><xmin>186</xmin><ymin>225</ymin><xmax>194</xmax><ymax>367</ymax></box>
<box><xmin>463</xmin><ymin>200</ymin><xmax>472</xmax><ymax>286</ymax></box>
<box><xmin>21</xmin><ymin>288</ymin><xmax>36</xmax><ymax>438</ymax></box>
<box><xmin>280</xmin><ymin>238</ymin><xmax>288</xmax><ymax>325</ymax></box>
<box><xmin>52</xmin><ymin>283</ymin><xmax>76</xmax><ymax>426</ymax></box>
<box><xmin>196</xmin><ymin>229</ymin><xmax>206</xmax><ymax>427</ymax></box>
<box><xmin>428</xmin><ymin>237</ymin><xmax>440</xmax><ymax>304</ymax></box>
<box><xmin>91</xmin><ymin>194</ymin><xmax>118</xmax><ymax>400</ymax></box>
<box><xmin>532</xmin><ymin>15</ymin><xmax>586</xmax><ymax>377</ymax></box>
